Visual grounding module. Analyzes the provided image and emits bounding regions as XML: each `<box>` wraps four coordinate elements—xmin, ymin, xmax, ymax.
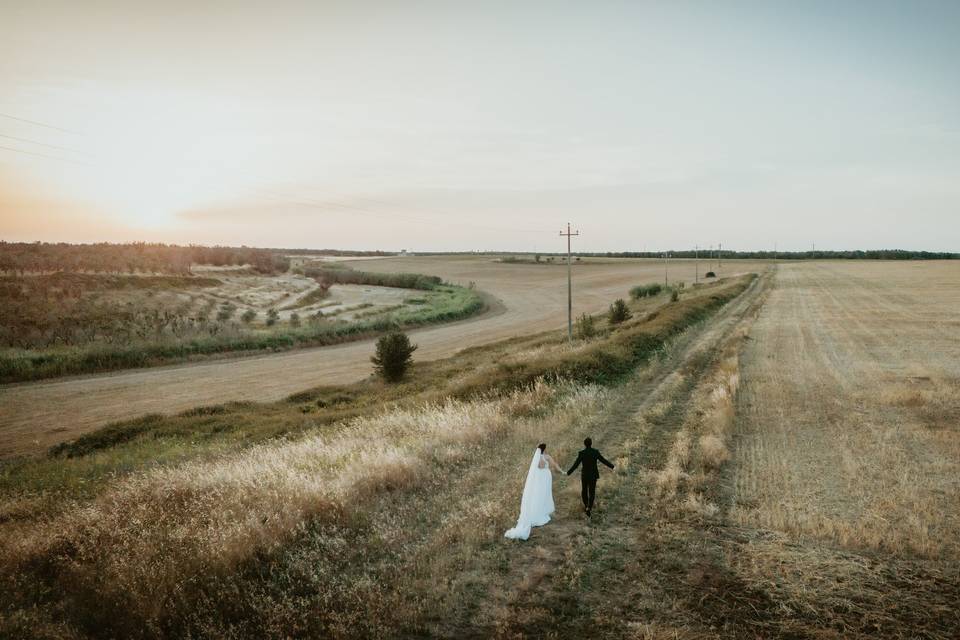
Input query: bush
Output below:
<box><xmin>216</xmin><ymin>302</ymin><xmax>237</xmax><ymax>321</ymax></box>
<box><xmin>608</xmin><ymin>298</ymin><xmax>632</xmax><ymax>324</ymax></box>
<box><xmin>575</xmin><ymin>313</ymin><xmax>597</xmax><ymax>339</ymax></box>
<box><xmin>266</xmin><ymin>308</ymin><xmax>279</xmax><ymax>326</ymax></box>
<box><xmin>705</xmin><ymin>271</ymin><xmax>716</xmax><ymax>278</ymax></box>
<box><xmin>371</xmin><ymin>331</ymin><xmax>417</xmax><ymax>382</ymax></box>
<box><xmin>289</xmin><ymin>312</ymin><xmax>301</xmax><ymax>327</ymax></box>
<box><xmin>240</xmin><ymin>309</ymin><xmax>256</xmax><ymax>324</ymax></box>
<box><xmin>302</xmin><ymin>266</ymin><xmax>442</xmax><ymax>291</ymax></box>
<box><xmin>670</xmin><ymin>289</ymin><xmax>680</xmax><ymax>302</ymax></box>
<box><xmin>629</xmin><ymin>283</ymin><xmax>662</xmax><ymax>299</ymax></box>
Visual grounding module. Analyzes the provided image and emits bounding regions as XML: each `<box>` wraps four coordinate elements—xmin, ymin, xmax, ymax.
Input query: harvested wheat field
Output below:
<box><xmin>725</xmin><ymin>261</ymin><xmax>960</xmax><ymax>635</ymax></box>
<box><xmin>0</xmin><ymin>256</ymin><xmax>764</xmax><ymax>457</ymax></box>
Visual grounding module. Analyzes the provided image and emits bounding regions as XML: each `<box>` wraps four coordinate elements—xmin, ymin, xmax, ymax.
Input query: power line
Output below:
<box><xmin>0</xmin><ymin>144</ymin><xmax>89</xmax><ymax>165</ymax></box>
<box><xmin>0</xmin><ymin>112</ymin><xmax>80</xmax><ymax>135</ymax></box>
<box><xmin>0</xmin><ymin>133</ymin><xmax>86</xmax><ymax>155</ymax></box>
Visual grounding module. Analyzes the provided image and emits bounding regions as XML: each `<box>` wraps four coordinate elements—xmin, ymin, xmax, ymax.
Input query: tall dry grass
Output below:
<box><xmin>650</xmin><ymin>329</ymin><xmax>747</xmax><ymax>517</ymax></box>
<box><xmin>0</xmin><ymin>378</ymin><xmax>609</xmax><ymax>634</ymax></box>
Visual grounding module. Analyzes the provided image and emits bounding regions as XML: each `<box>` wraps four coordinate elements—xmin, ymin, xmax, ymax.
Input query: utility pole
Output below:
<box><xmin>718</xmin><ymin>242</ymin><xmax>722</xmax><ymax>269</ymax></box>
<box><xmin>663</xmin><ymin>252</ymin><xmax>669</xmax><ymax>287</ymax></box>
<box><xmin>560</xmin><ymin>222</ymin><xmax>579</xmax><ymax>342</ymax></box>
<box><xmin>695</xmin><ymin>244</ymin><xmax>699</xmax><ymax>284</ymax></box>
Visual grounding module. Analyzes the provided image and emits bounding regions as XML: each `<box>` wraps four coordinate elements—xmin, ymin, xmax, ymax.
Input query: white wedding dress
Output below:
<box><xmin>504</xmin><ymin>449</ymin><xmax>555</xmax><ymax>540</ymax></box>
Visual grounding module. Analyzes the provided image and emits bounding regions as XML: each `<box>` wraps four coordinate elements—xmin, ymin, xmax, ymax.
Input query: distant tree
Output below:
<box><xmin>266</xmin><ymin>308</ymin><xmax>279</xmax><ymax>326</ymax></box>
<box><xmin>289</xmin><ymin>312</ymin><xmax>301</xmax><ymax>327</ymax></box>
<box><xmin>241</xmin><ymin>309</ymin><xmax>256</xmax><ymax>324</ymax></box>
<box><xmin>371</xmin><ymin>331</ymin><xmax>417</xmax><ymax>382</ymax></box>
<box><xmin>608</xmin><ymin>298</ymin><xmax>632</xmax><ymax>324</ymax></box>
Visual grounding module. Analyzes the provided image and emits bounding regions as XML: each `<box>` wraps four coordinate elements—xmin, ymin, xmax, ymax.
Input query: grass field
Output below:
<box><xmin>1</xmin><ymin>260</ymin><xmax>957</xmax><ymax>638</ymax></box>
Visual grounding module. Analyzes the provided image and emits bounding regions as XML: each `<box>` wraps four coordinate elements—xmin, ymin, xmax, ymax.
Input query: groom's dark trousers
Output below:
<box><xmin>581</xmin><ymin>476</ymin><xmax>597</xmax><ymax>511</ymax></box>
<box><xmin>567</xmin><ymin>447</ymin><xmax>614</xmax><ymax>511</ymax></box>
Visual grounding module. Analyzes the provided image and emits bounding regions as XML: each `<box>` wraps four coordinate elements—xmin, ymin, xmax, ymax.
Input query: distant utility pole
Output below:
<box><xmin>718</xmin><ymin>243</ymin><xmax>722</xmax><ymax>269</ymax></box>
<box><xmin>695</xmin><ymin>244</ymin><xmax>699</xmax><ymax>284</ymax></box>
<box><xmin>560</xmin><ymin>222</ymin><xmax>580</xmax><ymax>342</ymax></box>
<box><xmin>663</xmin><ymin>252</ymin><xmax>669</xmax><ymax>287</ymax></box>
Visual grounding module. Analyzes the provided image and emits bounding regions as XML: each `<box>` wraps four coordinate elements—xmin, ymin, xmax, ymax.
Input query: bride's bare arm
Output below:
<box><xmin>544</xmin><ymin>454</ymin><xmax>563</xmax><ymax>473</ymax></box>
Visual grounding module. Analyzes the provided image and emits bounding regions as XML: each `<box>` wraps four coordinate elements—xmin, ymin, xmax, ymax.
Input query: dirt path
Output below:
<box><xmin>0</xmin><ymin>257</ymin><xmax>766</xmax><ymax>457</ymax></box>
<box><xmin>458</xmin><ymin>271</ymin><xmax>773</xmax><ymax>637</ymax></box>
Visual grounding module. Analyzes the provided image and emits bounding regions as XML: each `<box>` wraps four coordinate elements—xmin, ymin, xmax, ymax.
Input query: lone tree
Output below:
<box><xmin>608</xmin><ymin>298</ymin><xmax>632</xmax><ymax>324</ymax></box>
<box><xmin>372</xmin><ymin>331</ymin><xmax>418</xmax><ymax>382</ymax></box>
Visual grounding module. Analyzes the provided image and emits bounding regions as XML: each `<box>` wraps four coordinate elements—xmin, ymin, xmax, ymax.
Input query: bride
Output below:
<box><xmin>504</xmin><ymin>443</ymin><xmax>564</xmax><ymax>540</ymax></box>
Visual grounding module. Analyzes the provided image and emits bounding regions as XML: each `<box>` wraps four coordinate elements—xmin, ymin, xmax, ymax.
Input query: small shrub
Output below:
<box><xmin>630</xmin><ymin>283</ymin><xmax>662</xmax><ymax>299</ymax></box>
<box><xmin>289</xmin><ymin>312</ymin><xmax>301</xmax><ymax>327</ymax></box>
<box><xmin>216</xmin><ymin>302</ymin><xmax>237</xmax><ymax>321</ymax></box>
<box><xmin>705</xmin><ymin>271</ymin><xmax>716</xmax><ymax>278</ymax></box>
<box><xmin>371</xmin><ymin>331</ymin><xmax>417</xmax><ymax>382</ymax></box>
<box><xmin>608</xmin><ymin>299</ymin><xmax>632</xmax><ymax>324</ymax></box>
<box><xmin>575</xmin><ymin>313</ymin><xmax>597</xmax><ymax>339</ymax></box>
<box><xmin>266</xmin><ymin>308</ymin><xmax>279</xmax><ymax>326</ymax></box>
<box><xmin>240</xmin><ymin>309</ymin><xmax>256</xmax><ymax>324</ymax></box>
<box><xmin>670</xmin><ymin>289</ymin><xmax>680</xmax><ymax>302</ymax></box>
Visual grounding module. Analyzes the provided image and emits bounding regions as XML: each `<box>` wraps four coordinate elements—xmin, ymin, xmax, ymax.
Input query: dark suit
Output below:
<box><xmin>567</xmin><ymin>447</ymin><xmax>614</xmax><ymax>511</ymax></box>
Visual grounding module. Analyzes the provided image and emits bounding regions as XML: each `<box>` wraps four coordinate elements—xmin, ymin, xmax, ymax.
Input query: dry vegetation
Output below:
<box><xmin>0</xmin><ymin>276</ymin><xmax>753</xmax><ymax>637</ymax></box>
<box><xmin>731</xmin><ymin>262</ymin><xmax>960</xmax><ymax>558</ymax></box>
<box><xmin>2</xmin><ymin>260</ymin><xmax>957</xmax><ymax>638</ymax></box>
<box><xmin>720</xmin><ymin>262</ymin><xmax>960</xmax><ymax>636</ymax></box>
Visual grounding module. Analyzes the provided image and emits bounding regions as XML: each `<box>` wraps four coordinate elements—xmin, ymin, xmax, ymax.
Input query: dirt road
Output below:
<box><xmin>0</xmin><ymin>256</ymin><xmax>765</xmax><ymax>457</ymax></box>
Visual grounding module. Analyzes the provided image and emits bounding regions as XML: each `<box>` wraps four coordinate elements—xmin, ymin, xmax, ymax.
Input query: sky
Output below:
<box><xmin>1</xmin><ymin>0</ymin><xmax>958</xmax><ymax>252</ymax></box>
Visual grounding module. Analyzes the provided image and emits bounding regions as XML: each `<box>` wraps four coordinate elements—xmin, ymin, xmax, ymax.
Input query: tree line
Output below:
<box><xmin>563</xmin><ymin>250</ymin><xmax>958</xmax><ymax>260</ymax></box>
<box><xmin>0</xmin><ymin>242</ymin><xmax>290</xmax><ymax>275</ymax></box>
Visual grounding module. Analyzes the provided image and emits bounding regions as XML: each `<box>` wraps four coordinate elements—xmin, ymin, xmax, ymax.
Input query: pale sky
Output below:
<box><xmin>1</xmin><ymin>1</ymin><xmax>958</xmax><ymax>252</ymax></box>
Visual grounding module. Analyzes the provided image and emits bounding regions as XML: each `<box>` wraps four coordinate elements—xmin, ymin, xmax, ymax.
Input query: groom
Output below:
<box><xmin>567</xmin><ymin>437</ymin><xmax>615</xmax><ymax>517</ymax></box>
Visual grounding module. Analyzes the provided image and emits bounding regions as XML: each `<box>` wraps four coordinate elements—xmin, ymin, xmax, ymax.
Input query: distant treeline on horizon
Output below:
<box><xmin>0</xmin><ymin>242</ymin><xmax>955</xmax><ymax>276</ymax></box>
<box><xmin>418</xmin><ymin>249</ymin><xmax>959</xmax><ymax>260</ymax></box>
<box><xmin>0</xmin><ymin>242</ymin><xmax>289</xmax><ymax>275</ymax></box>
